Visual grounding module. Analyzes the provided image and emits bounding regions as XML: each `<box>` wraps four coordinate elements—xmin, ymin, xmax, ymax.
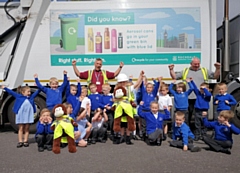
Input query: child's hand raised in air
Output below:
<box><xmin>63</xmin><ymin>70</ymin><xmax>67</xmax><ymax>74</ymax></box>
<box><xmin>33</xmin><ymin>74</ymin><xmax>38</xmax><ymax>78</ymax></box>
<box><xmin>76</xmin><ymin>78</ymin><xmax>80</xmax><ymax>83</ymax></box>
<box><xmin>172</xmin><ymin>79</ymin><xmax>176</xmax><ymax>84</ymax></box>
<box><xmin>186</xmin><ymin>78</ymin><xmax>191</xmax><ymax>83</ymax></box>
<box><xmin>72</xmin><ymin>60</ymin><xmax>77</xmax><ymax>66</ymax></box>
<box><xmin>158</xmin><ymin>76</ymin><xmax>163</xmax><ymax>82</ymax></box>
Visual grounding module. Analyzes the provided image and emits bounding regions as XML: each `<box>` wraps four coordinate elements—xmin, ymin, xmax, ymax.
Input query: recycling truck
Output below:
<box><xmin>1</xmin><ymin>0</ymin><xmax>237</xmax><ymax>132</ymax></box>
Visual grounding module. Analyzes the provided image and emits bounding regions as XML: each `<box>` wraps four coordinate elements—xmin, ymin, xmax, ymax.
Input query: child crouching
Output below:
<box><xmin>91</xmin><ymin>108</ymin><xmax>108</xmax><ymax>144</ymax></box>
<box><xmin>138</xmin><ymin>101</ymin><xmax>170</xmax><ymax>146</ymax></box>
<box><xmin>35</xmin><ymin>109</ymin><xmax>53</xmax><ymax>152</ymax></box>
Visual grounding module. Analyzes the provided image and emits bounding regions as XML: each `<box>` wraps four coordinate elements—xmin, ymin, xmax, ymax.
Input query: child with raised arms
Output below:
<box><xmin>1</xmin><ymin>85</ymin><xmax>40</xmax><ymax>148</ymax></box>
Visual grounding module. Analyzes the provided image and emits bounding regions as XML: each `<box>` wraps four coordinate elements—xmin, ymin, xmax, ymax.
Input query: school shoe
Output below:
<box><xmin>91</xmin><ymin>140</ymin><xmax>96</xmax><ymax>144</ymax></box>
<box><xmin>190</xmin><ymin>146</ymin><xmax>201</xmax><ymax>152</ymax></box>
<box><xmin>120</xmin><ymin>136</ymin><xmax>125</xmax><ymax>143</ymax></box>
<box><xmin>98</xmin><ymin>138</ymin><xmax>106</xmax><ymax>143</ymax></box>
<box><xmin>45</xmin><ymin>145</ymin><xmax>52</xmax><ymax>151</ymax></box>
<box><xmin>23</xmin><ymin>142</ymin><xmax>29</xmax><ymax>147</ymax></box>
<box><xmin>38</xmin><ymin>147</ymin><xmax>44</xmax><ymax>152</ymax></box>
<box><xmin>17</xmin><ymin>142</ymin><xmax>23</xmax><ymax>148</ymax></box>
<box><xmin>162</xmin><ymin>134</ymin><xmax>167</xmax><ymax>141</ymax></box>
<box><xmin>221</xmin><ymin>148</ymin><xmax>231</xmax><ymax>155</ymax></box>
<box><xmin>156</xmin><ymin>138</ymin><xmax>162</xmax><ymax>146</ymax></box>
<box><xmin>126</xmin><ymin>136</ymin><xmax>133</xmax><ymax>145</ymax></box>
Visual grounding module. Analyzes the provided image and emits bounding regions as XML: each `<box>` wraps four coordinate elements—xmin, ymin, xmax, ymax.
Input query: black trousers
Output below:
<box><xmin>106</xmin><ymin>111</ymin><xmax>114</xmax><ymax>135</ymax></box>
<box><xmin>169</xmin><ymin>138</ymin><xmax>194</xmax><ymax>150</ymax></box>
<box><xmin>35</xmin><ymin>134</ymin><xmax>53</xmax><ymax>148</ymax></box>
<box><xmin>91</xmin><ymin>126</ymin><xmax>107</xmax><ymax>140</ymax></box>
<box><xmin>188</xmin><ymin>99</ymin><xmax>196</xmax><ymax>125</ymax></box>
<box><xmin>194</xmin><ymin>109</ymin><xmax>207</xmax><ymax>137</ymax></box>
<box><xmin>203</xmin><ymin>136</ymin><xmax>232</xmax><ymax>152</ymax></box>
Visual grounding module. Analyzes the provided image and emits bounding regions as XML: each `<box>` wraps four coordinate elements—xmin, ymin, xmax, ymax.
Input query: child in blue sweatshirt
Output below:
<box><xmin>140</xmin><ymin>76</ymin><xmax>161</xmax><ymax>137</ymax></box>
<box><xmin>88</xmin><ymin>83</ymin><xmax>102</xmax><ymax>122</ymax></box>
<box><xmin>99</xmin><ymin>83</ymin><xmax>114</xmax><ymax>136</ymax></box>
<box><xmin>34</xmin><ymin>71</ymin><xmax>68</xmax><ymax>111</ymax></box>
<box><xmin>35</xmin><ymin>108</ymin><xmax>53</xmax><ymax>152</ymax></box>
<box><xmin>66</xmin><ymin>78</ymin><xmax>81</xmax><ymax>110</ymax></box>
<box><xmin>191</xmin><ymin>81</ymin><xmax>212</xmax><ymax>141</ymax></box>
<box><xmin>2</xmin><ymin>85</ymin><xmax>40</xmax><ymax>148</ymax></box>
<box><xmin>138</xmin><ymin>101</ymin><xmax>171</xmax><ymax>146</ymax></box>
<box><xmin>169</xmin><ymin>78</ymin><xmax>193</xmax><ymax>125</ymax></box>
<box><xmin>214</xmin><ymin>83</ymin><xmax>237</xmax><ymax>120</ymax></box>
<box><xmin>170</xmin><ymin>111</ymin><xmax>201</xmax><ymax>152</ymax></box>
<box><xmin>202</xmin><ymin>110</ymin><xmax>240</xmax><ymax>154</ymax></box>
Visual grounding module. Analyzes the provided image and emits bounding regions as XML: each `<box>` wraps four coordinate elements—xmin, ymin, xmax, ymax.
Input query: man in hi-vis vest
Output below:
<box><xmin>168</xmin><ymin>57</ymin><xmax>221</xmax><ymax>126</ymax></box>
<box><xmin>72</xmin><ymin>58</ymin><xmax>124</xmax><ymax>93</ymax></box>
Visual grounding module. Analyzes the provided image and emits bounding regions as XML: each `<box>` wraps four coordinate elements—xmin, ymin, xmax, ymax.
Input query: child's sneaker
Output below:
<box><xmin>191</xmin><ymin>146</ymin><xmax>201</xmax><ymax>152</ymax></box>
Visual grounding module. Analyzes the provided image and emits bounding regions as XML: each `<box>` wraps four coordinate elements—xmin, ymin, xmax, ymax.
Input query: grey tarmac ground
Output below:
<box><xmin>0</xmin><ymin>124</ymin><xmax>240</xmax><ymax>173</ymax></box>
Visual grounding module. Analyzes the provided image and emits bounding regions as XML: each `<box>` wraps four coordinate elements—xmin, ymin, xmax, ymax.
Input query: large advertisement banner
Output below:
<box><xmin>50</xmin><ymin>8</ymin><xmax>201</xmax><ymax>66</ymax></box>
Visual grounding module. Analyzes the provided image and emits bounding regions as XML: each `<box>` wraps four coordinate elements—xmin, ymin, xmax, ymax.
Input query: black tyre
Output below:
<box><xmin>230</xmin><ymin>90</ymin><xmax>240</xmax><ymax>128</ymax></box>
<box><xmin>7</xmin><ymin>95</ymin><xmax>46</xmax><ymax>134</ymax></box>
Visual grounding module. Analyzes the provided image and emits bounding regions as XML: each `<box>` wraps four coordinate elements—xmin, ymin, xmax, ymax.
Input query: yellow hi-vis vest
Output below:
<box><xmin>182</xmin><ymin>67</ymin><xmax>208</xmax><ymax>84</ymax></box>
<box><xmin>87</xmin><ymin>70</ymin><xmax>108</xmax><ymax>84</ymax></box>
<box><xmin>126</xmin><ymin>86</ymin><xmax>137</xmax><ymax>115</ymax></box>
<box><xmin>51</xmin><ymin>115</ymin><xmax>74</xmax><ymax>143</ymax></box>
<box><xmin>113</xmin><ymin>100</ymin><xmax>134</xmax><ymax>122</ymax></box>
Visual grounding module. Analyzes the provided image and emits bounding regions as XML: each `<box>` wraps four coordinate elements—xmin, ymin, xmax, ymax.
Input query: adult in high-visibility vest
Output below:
<box><xmin>72</xmin><ymin>58</ymin><xmax>124</xmax><ymax>93</ymax></box>
<box><xmin>168</xmin><ymin>57</ymin><xmax>221</xmax><ymax>127</ymax></box>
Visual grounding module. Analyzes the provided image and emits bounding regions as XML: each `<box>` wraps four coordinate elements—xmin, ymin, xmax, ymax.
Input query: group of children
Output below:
<box><xmin>2</xmin><ymin>69</ymin><xmax>240</xmax><ymax>155</ymax></box>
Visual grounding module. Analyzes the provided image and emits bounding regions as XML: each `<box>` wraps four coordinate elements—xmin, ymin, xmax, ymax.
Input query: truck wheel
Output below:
<box><xmin>231</xmin><ymin>91</ymin><xmax>240</xmax><ymax>128</ymax></box>
<box><xmin>7</xmin><ymin>95</ymin><xmax>46</xmax><ymax>134</ymax></box>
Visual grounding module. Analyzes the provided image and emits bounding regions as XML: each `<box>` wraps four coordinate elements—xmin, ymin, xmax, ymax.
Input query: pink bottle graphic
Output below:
<box><xmin>111</xmin><ymin>29</ymin><xmax>117</xmax><ymax>52</ymax></box>
<box><xmin>95</xmin><ymin>32</ymin><xmax>102</xmax><ymax>53</ymax></box>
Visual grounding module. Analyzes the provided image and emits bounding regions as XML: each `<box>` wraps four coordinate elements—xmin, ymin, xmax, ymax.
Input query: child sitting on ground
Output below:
<box><xmin>35</xmin><ymin>108</ymin><xmax>53</xmax><ymax>152</ymax></box>
<box><xmin>75</xmin><ymin>103</ymin><xmax>92</xmax><ymax>146</ymax></box>
<box><xmin>138</xmin><ymin>101</ymin><xmax>170</xmax><ymax>146</ymax></box>
<box><xmin>202</xmin><ymin>110</ymin><xmax>240</xmax><ymax>154</ymax></box>
<box><xmin>169</xmin><ymin>111</ymin><xmax>201</xmax><ymax>152</ymax></box>
<box><xmin>91</xmin><ymin>108</ymin><xmax>108</xmax><ymax>144</ymax></box>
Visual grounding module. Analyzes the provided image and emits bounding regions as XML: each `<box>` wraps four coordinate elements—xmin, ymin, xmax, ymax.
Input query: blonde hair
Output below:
<box><xmin>17</xmin><ymin>85</ymin><xmax>30</xmax><ymax>94</ymax></box>
<box><xmin>49</xmin><ymin>77</ymin><xmax>58</xmax><ymax>84</ymax></box>
<box><xmin>175</xmin><ymin>111</ymin><xmax>185</xmax><ymax>119</ymax></box>
<box><xmin>219</xmin><ymin>110</ymin><xmax>234</xmax><ymax>120</ymax></box>
<box><xmin>217</xmin><ymin>83</ymin><xmax>227</xmax><ymax>89</ymax></box>
<box><xmin>40</xmin><ymin>108</ymin><xmax>51</xmax><ymax>117</ymax></box>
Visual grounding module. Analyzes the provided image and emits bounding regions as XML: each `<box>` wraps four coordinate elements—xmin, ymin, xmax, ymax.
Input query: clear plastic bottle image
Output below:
<box><xmin>95</xmin><ymin>32</ymin><xmax>102</xmax><ymax>53</ymax></box>
<box><xmin>118</xmin><ymin>32</ymin><xmax>123</xmax><ymax>49</ymax></box>
<box><xmin>111</xmin><ymin>29</ymin><xmax>117</xmax><ymax>52</ymax></box>
<box><xmin>104</xmin><ymin>28</ymin><xmax>110</xmax><ymax>49</ymax></box>
<box><xmin>88</xmin><ymin>28</ymin><xmax>94</xmax><ymax>52</ymax></box>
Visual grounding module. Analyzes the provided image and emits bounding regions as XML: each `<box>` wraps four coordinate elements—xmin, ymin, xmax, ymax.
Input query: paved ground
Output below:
<box><xmin>0</xmin><ymin>125</ymin><xmax>240</xmax><ymax>173</ymax></box>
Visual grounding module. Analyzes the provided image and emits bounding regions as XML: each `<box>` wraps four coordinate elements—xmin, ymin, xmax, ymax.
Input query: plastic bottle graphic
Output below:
<box><xmin>118</xmin><ymin>32</ymin><xmax>123</xmax><ymax>49</ymax></box>
<box><xmin>88</xmin><ymin>28</ymin><xmax>94</xmax><ymax>52</ymax></box>
<box><xmin>111</xmin><ymin>29</ymin><xmax>117</xmax><ymax>52</ymax></box>
<box><xmin>104</xmin><ymin>28</ymin><xmax>110</xmax><ymax>49</ymax></box>
<box><xmin>95</xmin><ymin>32</ymin><xmax>102</xmax><ymax>53</ymax></box>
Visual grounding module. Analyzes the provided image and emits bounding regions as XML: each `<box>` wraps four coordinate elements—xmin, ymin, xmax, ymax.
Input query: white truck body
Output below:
<box><xmin>1</xmin><ymin>0</ymin><xmax>231</xmax><ymax>131</ymax></box>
